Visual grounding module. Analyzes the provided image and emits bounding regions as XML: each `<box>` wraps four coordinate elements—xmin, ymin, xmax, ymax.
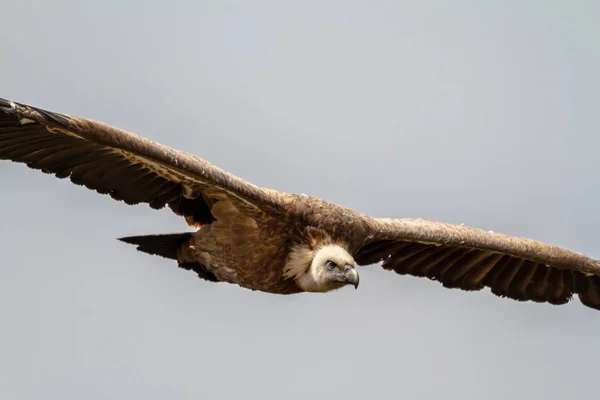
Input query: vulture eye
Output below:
<box><xmin>325</xmin><ymin>260</ymin><xmax>337</xmax><ymax>271</ymax></box>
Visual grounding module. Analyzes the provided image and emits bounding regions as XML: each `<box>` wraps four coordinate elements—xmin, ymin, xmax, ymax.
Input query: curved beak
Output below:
<box><xmin>344</xmin><ymin>264</ymin><xmax>360</xmax><ymax>289</ymax></box>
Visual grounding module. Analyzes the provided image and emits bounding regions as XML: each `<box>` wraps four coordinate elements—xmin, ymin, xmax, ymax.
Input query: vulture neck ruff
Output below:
<box><xmin>284</xmin><ymin>240</ymin><xmax>354</xmax><ymax>292</ymax></box>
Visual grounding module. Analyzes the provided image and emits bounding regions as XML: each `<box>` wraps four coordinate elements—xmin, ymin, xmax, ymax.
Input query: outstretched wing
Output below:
<box><xmin>354</xmin><ymin>217</ymin><xmax>600</xmax><ymax>310</ymax></box>
<box><xmin>0</xmin><ymin>97</ymin><xmax>288</xmax><ymax>225</ymax></box>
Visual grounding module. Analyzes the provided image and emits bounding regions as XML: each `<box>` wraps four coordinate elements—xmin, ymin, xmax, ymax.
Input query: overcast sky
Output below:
<box><xmin>1</xmin><ymin>1</ymin><xmax>599</xmax><ymax>399</ymax></box>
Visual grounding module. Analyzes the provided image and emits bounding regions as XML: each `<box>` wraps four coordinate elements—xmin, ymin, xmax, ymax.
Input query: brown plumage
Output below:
<box><xmin>2</xmin><ymin>97</ymin><xmax>600</xmax><ymax>311</ymax></box>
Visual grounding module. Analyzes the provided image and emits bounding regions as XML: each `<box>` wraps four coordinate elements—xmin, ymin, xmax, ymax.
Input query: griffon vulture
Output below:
<box><xmin>1</xmin><ymin>97</ymin><xmax>599</xmax><ymax>311</ymax></box>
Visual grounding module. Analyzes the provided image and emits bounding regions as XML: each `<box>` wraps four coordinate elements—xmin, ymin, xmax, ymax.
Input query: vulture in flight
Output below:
<box><xmin>1</xmin><ymin>96</ymin><xmax>600</xmax><ymax>311</ymax></box>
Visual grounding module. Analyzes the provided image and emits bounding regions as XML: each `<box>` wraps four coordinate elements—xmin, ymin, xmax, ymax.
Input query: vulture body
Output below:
<box><xmin>2</xmin><ymin>97</ymin><xmax>600</xmax><ymax>310</ymax></box>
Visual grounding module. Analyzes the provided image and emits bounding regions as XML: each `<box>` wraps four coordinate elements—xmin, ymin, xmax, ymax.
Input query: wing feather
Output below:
<box><xmin>355</xmin><ymin>217</ymin><xmax>600</xmax><ymax>310</ymax></box>
<box><xmin>0</xmin><ymin>98</ymin><xmax>288</xmax><ymax>224</ymax></box>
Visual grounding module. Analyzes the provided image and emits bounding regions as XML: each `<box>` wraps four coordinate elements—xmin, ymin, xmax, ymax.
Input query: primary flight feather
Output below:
<box><xmin>2</xmin><ymin>97</ymin><xmax>599</xmax><ymax>310</ymax></box>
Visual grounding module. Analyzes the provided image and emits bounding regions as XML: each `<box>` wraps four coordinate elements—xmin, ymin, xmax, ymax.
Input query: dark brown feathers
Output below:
<box><xmin>0</xmin><ymin>98</ymin><xmax>287</xmax><ymax>225</ymax></box>
<box><xmin>118</xmin><ymin>232</ymin><xmax>193</xmax><ymax>260</ymax></box>
<box><xmin>354</xmin><ymin>218</ymin><xmax>600</xmax><ymax>310</ymax></box>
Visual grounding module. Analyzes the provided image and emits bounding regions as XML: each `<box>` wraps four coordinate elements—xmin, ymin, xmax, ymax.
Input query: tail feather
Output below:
<box><xmin>118</xmin><ymin>232</ymin><xmax>192</xmax><ymax>260</ymax></box>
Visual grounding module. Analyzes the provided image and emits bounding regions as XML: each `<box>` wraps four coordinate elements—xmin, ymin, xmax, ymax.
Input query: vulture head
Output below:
<box><xmin>295</xmin><ymin>244</ymin><xmax>359</xmax><ymax>292</ymax></box>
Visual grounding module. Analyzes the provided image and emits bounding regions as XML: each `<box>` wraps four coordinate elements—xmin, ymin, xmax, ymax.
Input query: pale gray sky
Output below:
<box><xmin>1</xmin><ymin>1</ymin><xmax>599</xmax><ymax>399</ymax></box>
